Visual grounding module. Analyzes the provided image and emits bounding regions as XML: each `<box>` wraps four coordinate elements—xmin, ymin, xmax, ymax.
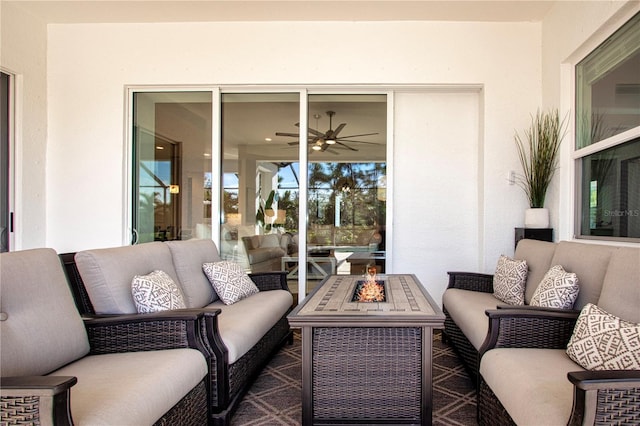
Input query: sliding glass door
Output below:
<box><xmin>130</xmin><ymin>88</ymin><xmax>388</xmax><ymax>300</ymax></box>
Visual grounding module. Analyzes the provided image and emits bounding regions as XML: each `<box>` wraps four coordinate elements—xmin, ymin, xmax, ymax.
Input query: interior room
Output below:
<box><xmin>1</xmin><ymin>1</ymin><xmax>639</xmax><ymax>425</ymax></box>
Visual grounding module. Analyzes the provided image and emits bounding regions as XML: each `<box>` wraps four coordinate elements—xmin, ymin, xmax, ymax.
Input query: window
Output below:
<box><xmin>576</xmin><ymin>13</ymin><xmax>640</xmax><ymax>241</ymax></box>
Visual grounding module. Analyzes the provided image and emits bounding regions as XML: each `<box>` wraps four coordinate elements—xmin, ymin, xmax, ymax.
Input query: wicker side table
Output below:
<box><xmin>288</xmin><ymin>274</ymin><xmax>445</xmax><ymax>426</ymax></box>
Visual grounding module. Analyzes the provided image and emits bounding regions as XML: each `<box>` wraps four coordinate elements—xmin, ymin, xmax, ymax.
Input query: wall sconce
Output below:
<box><xmin>170</xmin><ymin>185</ymin><xmax>180</xmax><ymax>194</ymax></box>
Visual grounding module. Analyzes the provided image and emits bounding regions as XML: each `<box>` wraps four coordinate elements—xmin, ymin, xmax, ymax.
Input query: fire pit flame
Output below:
<box><xmin>352</xmin><ymin>273</ymin><xmax>386</xmax><ymax>302</ymax></box>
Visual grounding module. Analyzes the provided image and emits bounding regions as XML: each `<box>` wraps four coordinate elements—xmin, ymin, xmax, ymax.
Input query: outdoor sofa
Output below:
<box><xmin>442</xmin><ymin>238</ymin><xmax>640</xmax><ymax>425</ymax></box>
<box><xmin>61</xmin><ymin>238</ymin><xmax>293</xmax><ymax>425</ymax></box>
<box><xmin>1</xmin><ymin>248</ymin><xmax>210</xmax><ymax>425</ymax></box>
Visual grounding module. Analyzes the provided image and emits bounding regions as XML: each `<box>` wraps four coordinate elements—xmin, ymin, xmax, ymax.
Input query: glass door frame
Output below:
<box><xmin>126</xmin><ymin>85</ymin><xmax>394</xmax><ymax>301</ymax></box>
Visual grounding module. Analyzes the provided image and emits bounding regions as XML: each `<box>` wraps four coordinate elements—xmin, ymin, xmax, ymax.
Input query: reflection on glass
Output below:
<box><xmin>576</xmin><ymin>13</ymin><xmax>640</xmax><ymax>149</ymax></box>
<box><xmin>220</xmin><ymin>93</ymin><xmax>300</xmax><ymax>282</ymax></box>
<box><xmin>132</xmin><ymin>92</ymin><xmax>212</xmax><ymax>244</ymax></box>
<box><xmin>306</xmin><ymin>94</ymin><xmax>387</xmax><ymax>294</ymax></box>
<box><xmin>581</xmin><ymin>138</ymin><xmax>640</xmax><ymax>239</ymax></box>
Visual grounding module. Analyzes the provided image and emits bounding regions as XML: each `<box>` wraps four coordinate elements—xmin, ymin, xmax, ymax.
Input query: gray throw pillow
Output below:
<box><xmin>567</xmin><ymin>303</ymin><xmax>640</xmax><ymax>371</ymax></box>
<box><xmin>530</xmin><ymin>265</ymin><xmax>579</xmax><ymax>309</ymax></box>
<box><xmin>493</xmin><ymin>255</ymin><xmax>528</xmax><ymax>305</ymax></box>
<box><xmin>131</xmin><ymin>270</ymin><xmax>186</xmax><ymax>313</ymax></box>
<box><xmin>202</xmin><ymin>261</ymin><xmax>259</xmax><ymax>305</ymax></box>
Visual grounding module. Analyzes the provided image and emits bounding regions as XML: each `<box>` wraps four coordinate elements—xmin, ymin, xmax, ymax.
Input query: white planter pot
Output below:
<box><xmin>524</xmin><ymin>208</ymin><xmax>549</xmax><ymax>228</ymax></box>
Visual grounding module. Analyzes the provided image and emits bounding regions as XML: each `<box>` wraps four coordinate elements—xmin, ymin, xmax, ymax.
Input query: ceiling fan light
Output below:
<box><xmin>325</xmin><ymin>139</ymin><xmax>336</xmax><ymax>145</ymax></box>
<box><xmin>312</xmin><ymin>144</ymin><xmax>322</xmax><ymax>151</ymax></box>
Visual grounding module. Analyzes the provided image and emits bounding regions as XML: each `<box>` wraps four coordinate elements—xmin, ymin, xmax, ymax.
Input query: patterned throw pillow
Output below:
<box><xmin>202</xmin><ymin>261</ymin><xmax>259</xmax><ymax>305</ymax></box>
<box><xmin>492</xmin><ymin>255</ymin><xmax>528</xmax><ymax>305</ymax></box>
<box><xmin>131</xmin><ymin>270</ymin><xmax>186</xmax><ymax>313</ymax></box>
<box><xmin>530</xmin><ymin>265</ymin><xmax>579</xmax><ymax>309</ymax></box>
<box><xmin>567</xmin><ymin>303</ymin><xmax>640</xmax><ymax>371</ymax></box>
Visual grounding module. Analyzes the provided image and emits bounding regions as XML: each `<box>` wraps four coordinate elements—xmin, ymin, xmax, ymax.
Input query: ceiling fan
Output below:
<box><xmin>275</xmin><ymin>110</ymin><xmax>379</xmax><ymax>154</ymax></box>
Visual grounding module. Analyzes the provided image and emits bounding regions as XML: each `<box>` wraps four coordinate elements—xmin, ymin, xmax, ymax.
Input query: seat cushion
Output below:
<box><xmin>165</xmin><ymin>239</ymin><xmax>220</xmax><ymax>307</ymax></box>
<box><xmin>207</xmin><ymin>289</ymin><xmax>293</xmax><ymax>363</ymax></box>
<box><xmin>50</xmin><ymin>348</ymin><xmax>207</xmax><ymax>425</ymax></box>
<box><xmin>0</xmin><ymin>248</ymin><xmax>90</xmax><ymax>376</ymax></box>
<box><xmin>442</xmin><ymin>288</ymin><xmax>501</xmax><ymax>350</ymax></box>
<box><xmin>549</xmin><ymin>241</ymin><xmax>616</xmax><ymax>310</ymax></box>
<box><xmin>75</xmin><ymin>242</ymin><xmax>179</xmax><ymax>314</ymax></box>
<box><xmin>598</xmin><ymin>246</ymin><xmax>640</xmax><ymax>323</ymax></box>
<box><xmin>480</xmin><ymin>348</ymin><xmax>583</xmax><ymax>426</ymax></box>
<box><xmin>514</xmin><ymin>239</ymin><xmax>556</xmax><ymax>304</ymax></box>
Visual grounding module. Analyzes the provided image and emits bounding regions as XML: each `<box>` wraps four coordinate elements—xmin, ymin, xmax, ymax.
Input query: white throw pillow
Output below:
<box><xmin>530</xmin><ymin>265</ymin><xmax>579</xmax><ymax>309</ymax></box>
<box><xmin>567</xmin><ymin>303</ymin><xmax>640</xmax><ymax>371</ymax></box>
<box><xmin>131</xmin><ymin>270</ymin><xmax>186</xmax><ymax>313</ymax></box>
<box><xmin>492</xmin><ymin>255</ymin><xmax>528</xmax><ymax>305</ymax></box>
<box><xmin>202</xmin><ymin>261</ymin><xmax>259</xmax><ymax>305</ymax></box>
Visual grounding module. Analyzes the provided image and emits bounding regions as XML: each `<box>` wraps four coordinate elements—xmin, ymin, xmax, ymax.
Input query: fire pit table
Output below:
<box><xmin>287</xmin><ymin>274</ymin><xmax>445</xmax><ymax>426</ymax></box>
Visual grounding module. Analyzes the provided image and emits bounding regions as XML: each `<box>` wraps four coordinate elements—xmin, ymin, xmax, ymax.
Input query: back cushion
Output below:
<box><xmin>549</xmin><ymin>241</ymin><xmax>616</xmax><ymax>310</ymax></box>
<box><xmin>75</xmin><ymin>242</ymin><xmax>178</xmax><ymax>314</ymax></box>
<box><xmin>597</xmin><ymin>247</ymin><xmax>640</xmax><ymax>323</ymax></box>
<box><xmin>514</xmin><ymin>239</ymin><xmax>556</xmax><ymax>304</ymax></box>
<box><xmin>165</xmin><ymin>239</ymin><xmax>220</xmax><ymax>307</ymax></box>
<box><xmin>1</xmin><ymin>249</ymin><xmax>90</xmax><ymax>376</ymax></box>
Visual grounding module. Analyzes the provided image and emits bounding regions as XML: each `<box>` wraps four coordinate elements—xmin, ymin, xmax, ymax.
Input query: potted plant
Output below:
<box><xmin>514</xmin><ymin>109</ymin><xmax>567</xmax><ymax>228</ymax></box>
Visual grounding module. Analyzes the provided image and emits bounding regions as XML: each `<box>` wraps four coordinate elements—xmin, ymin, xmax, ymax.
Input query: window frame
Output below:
<box><xmin>572</xmin><ymin>11</ymin><xmax>640</xmax><ymax>243</ymax></box>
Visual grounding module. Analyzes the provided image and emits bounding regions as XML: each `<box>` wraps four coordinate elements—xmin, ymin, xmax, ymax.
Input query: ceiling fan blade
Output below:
<box><xmin>307</xmin><ymin>127</ymin><xmax>325</xmax><ymax>137</ymax></box>
<box><xmin>337</xmin><ymin>132</ymin><xmax>379</xmax><ymax>139</ymax></box>
<box><xmin>332</xmin><ymin>123</ymin><xmax>346</xmax><ymax>137</ymax></box>
<box><xmin>335</xmin><ymin>141</ymin><xmax>358</xmax><ymax>151</ymax></box>
<box><xmin>275</xmin><ymin>132</ymin><xmax>299</xmax><ymax>137</ymax></box>
<box><xmin>287</xmin><ymin>141</ymin><xmax>300</xmax><ymax>146</ymax></box>
<box><xmin>337</xmin><ymin>139</ymin><xmax>378</xmax><ymax>144</ymax></box>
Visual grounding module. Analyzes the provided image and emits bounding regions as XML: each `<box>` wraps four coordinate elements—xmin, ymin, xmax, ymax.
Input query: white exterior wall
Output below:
<box><xmin>0</xmin><ymin>3</ymin><xmax>48</xmax><ymax>249</ymax></box>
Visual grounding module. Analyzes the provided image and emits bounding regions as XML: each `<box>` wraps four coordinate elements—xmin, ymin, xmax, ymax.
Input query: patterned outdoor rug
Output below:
<box><xmin>231</xmin><ymin>330</ymin><xmax>477</xmax><ymax>426</ymax></box>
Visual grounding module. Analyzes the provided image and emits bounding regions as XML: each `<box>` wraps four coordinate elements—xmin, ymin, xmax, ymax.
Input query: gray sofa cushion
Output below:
<box><xmin>480</xmin><ymin>348</ymin><xmax>583</xmax><ymax>426</ymax></box>
<box><xmin>76</xmin><ymin>242</ymin><xmax>179</xmax><ymax>314</ymax></box>
<box><xmin>442</xmin><ymin>289</ymin><xmax>500</xmax><ymax>350</ymax></box>
<box><xmin>550</xmin><ymin>241</ymin><xmax>617</xmax><ymax>310</ymax></box>
<box><xmin>165</xmin><ymin>239</ymin><xmax>220</xmax><ymax>307</ymax></box>
<box><xmin>208</xmin><ymin>290</ymin><xmax>293</xmax><ymax>363</ymax></box>
<box><xmin>514</xmin><ymin>239</ymin><xmax>556</xmax><ymax>304</ymax></box>
<box><xmin>1</xmin><ymin>248</ymin><xmax>90</xmax><ymax>376</ymax></box>
<box><xmin>598</xmin><ymin>246</ymin><xmax>640</xmax><ymax>323</ymax></box>
<box><xmin>50</xmin><ymin>348</ymin><xmax>207</xmax><ymax>425</ymax></box>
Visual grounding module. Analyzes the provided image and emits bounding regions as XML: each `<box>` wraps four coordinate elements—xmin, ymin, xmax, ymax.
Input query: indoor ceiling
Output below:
<box><xmin>6</xmin><ymin>0</ymin><xmax>557</xmax><ymax>24</ymax></box>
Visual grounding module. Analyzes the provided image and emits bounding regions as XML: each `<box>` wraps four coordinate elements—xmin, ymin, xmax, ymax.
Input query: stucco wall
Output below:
<box><xmin>0</xmin><ymin>2</ymin><xmax>48</xmax><ymax>250</ymax></box>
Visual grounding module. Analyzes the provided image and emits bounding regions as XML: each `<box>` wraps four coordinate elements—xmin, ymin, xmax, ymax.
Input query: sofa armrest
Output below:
<box><xmin>567</xmin><ymin>370</ymin><xmax>640</xmax><ymax>426</ymax></box>
<box><xmin>249</xmin><ymin>271</ymin><xmax>289</xmax><ymax>292</ymax></box>
<box><xmin>84</xmin><ymin>310</ymin><xmax>212</xmax><ymax>355</ymax></box>
<box><xmin>479</xmin><ymin>308</ymin><xmax>579</xmax><ymax>356</ymax></box>
<box><xmin>1</xmin><ymin>376</ymin><xmax>78</xmax><ymax>426</ymax></box>
<box><xmin>447</xmin><ymin>272</ymin><xmax>494</xmax><ymax>293</ymax></box>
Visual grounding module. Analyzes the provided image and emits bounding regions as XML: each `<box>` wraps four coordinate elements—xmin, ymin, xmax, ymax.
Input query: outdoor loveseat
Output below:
<box><xmin>61</xmin><ymin>238</ymin><xmax>293</xmax><ymax>425</ymax></box>
<box><xmin>442</xmin><ymin>239</ymin><xmax>640</xmax><ymax>425</ymax></box>
<box><xmin>1</xmin><ymin>248</ymin><xmax>210</xmax><ymax>425</ymax></box>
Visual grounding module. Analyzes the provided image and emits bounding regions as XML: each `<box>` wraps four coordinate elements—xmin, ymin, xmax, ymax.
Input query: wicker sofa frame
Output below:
<box><xmin>442</xmin><ymin>271</ymin><xmax>494</xmax><ymax>381</ymax></box>
<box><xmin>477</xmin><ymin>307</ymin><xmax>640</xmax><ymax>425</ymax></box>
<box><xmin>60</xmin><ymin>253</ymin><xmax>293</xmax><ymax>426</ymax></box>
<box><xmin>1</xmin><ymin>249</ymin><xmax>211</xmax><ymax>426</ymax></box>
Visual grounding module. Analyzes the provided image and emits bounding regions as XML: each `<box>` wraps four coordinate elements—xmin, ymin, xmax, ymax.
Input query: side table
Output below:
<box><xmin>515</xmin><ymin>227</ymin><xmax>553</xmax><ymax>248</ymax></box>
